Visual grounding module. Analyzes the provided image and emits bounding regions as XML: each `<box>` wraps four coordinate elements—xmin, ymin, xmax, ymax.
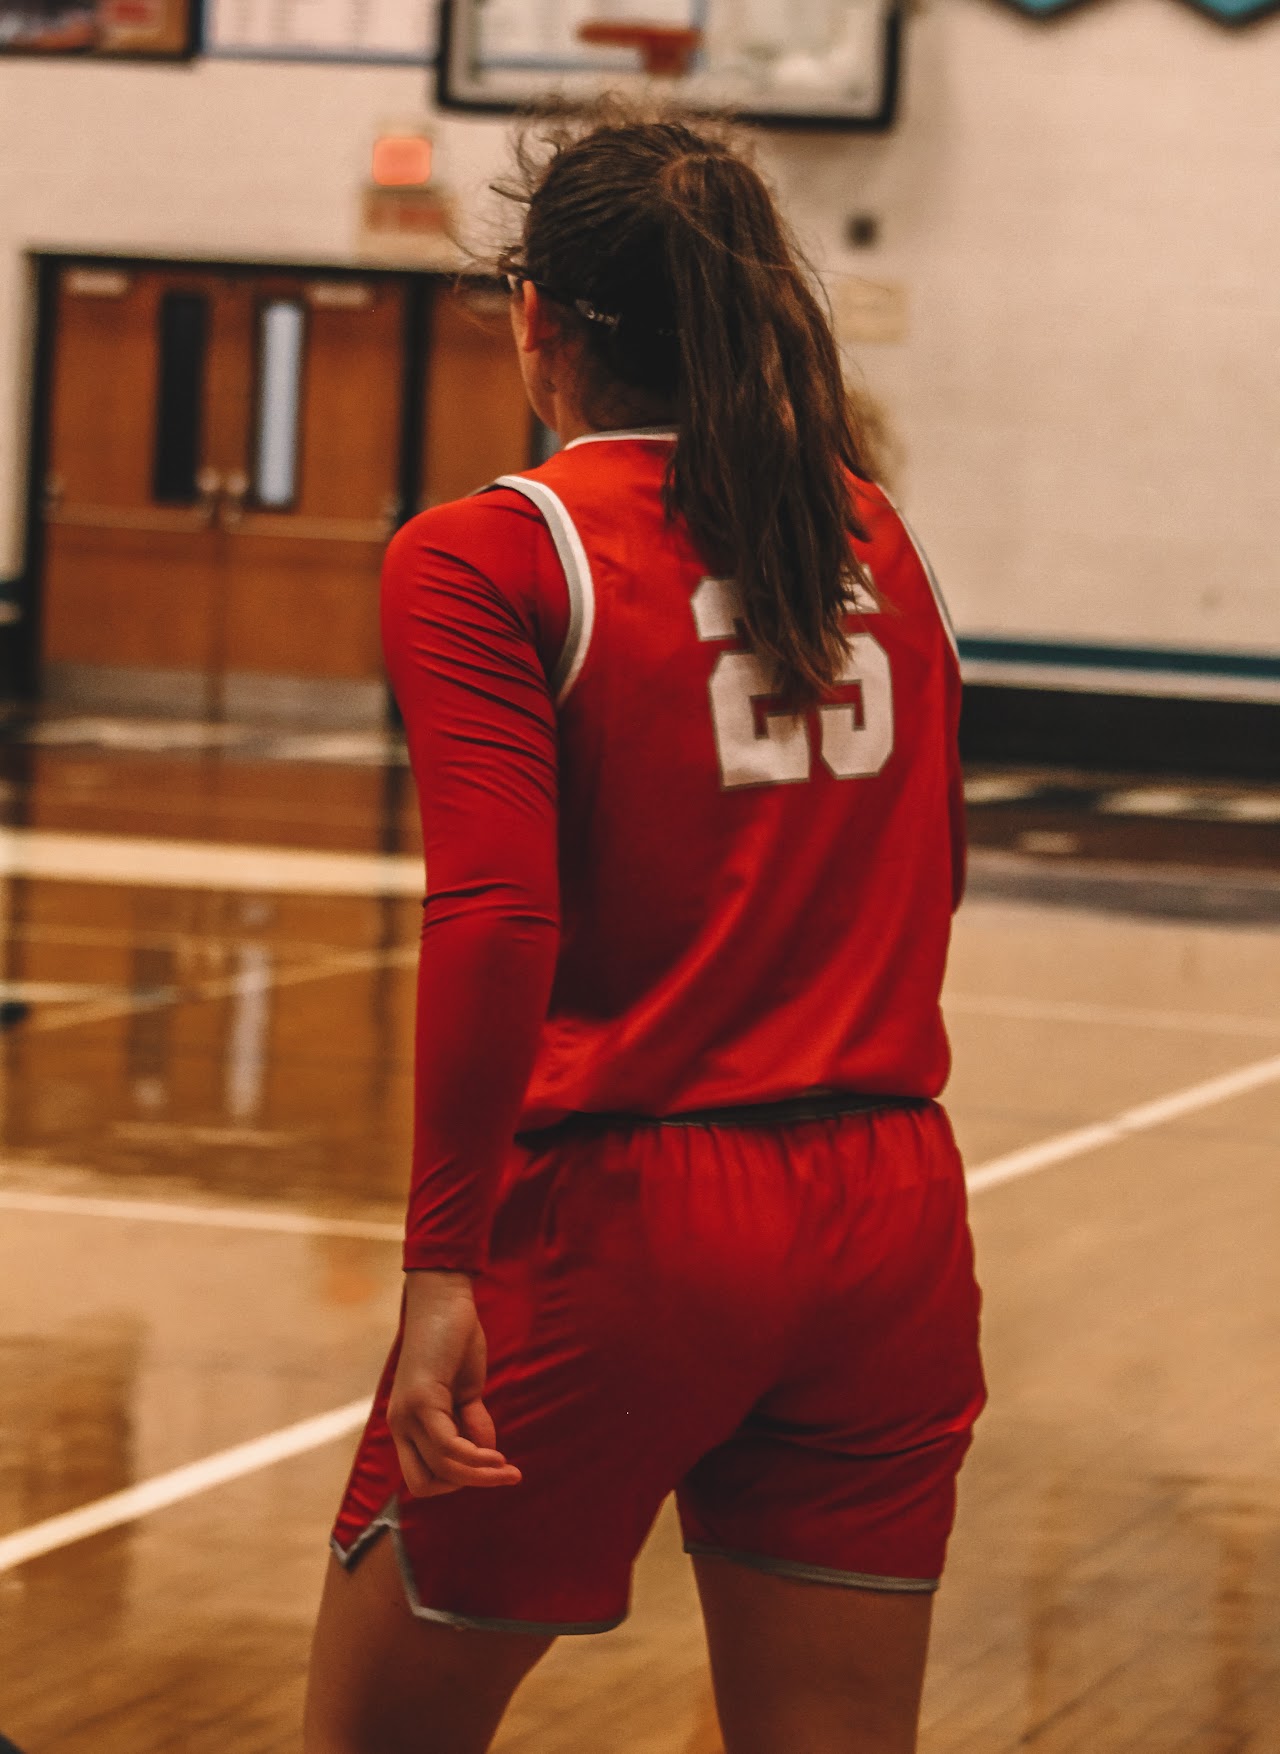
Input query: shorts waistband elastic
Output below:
<box><xmin>518</xmin><ymin>1091</ymin><xmax>929</xmax><ymax>1144</ymax></box>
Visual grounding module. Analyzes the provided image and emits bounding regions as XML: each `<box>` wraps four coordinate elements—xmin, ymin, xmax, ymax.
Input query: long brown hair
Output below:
<box><xmin>495</xmin><ymin>108</ymin><xmax>875</xmax><ymax>709</ymax></box>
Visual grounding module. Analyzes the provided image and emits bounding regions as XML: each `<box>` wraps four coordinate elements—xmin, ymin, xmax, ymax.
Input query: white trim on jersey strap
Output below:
<box><xmin>563</xmin><ymin>427</ymin><xmax>677</xmax><ymax>450</ymax></box>
<box><xmin>880</xmin><ymin>490</ymin><xmax>959</xmax><ymax>661</ymax></box>
<box><xmin>493</xmin><ymin>474</ymin><xmax>596</xmax><ymax>703</ymax></box>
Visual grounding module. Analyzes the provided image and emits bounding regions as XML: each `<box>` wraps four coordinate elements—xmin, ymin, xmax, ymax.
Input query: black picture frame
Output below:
<box><xmin>434</xmin><ymin>0</ymin><xmax>902</xmax><ymax>133</ymax></box>
<box><xmin>0</xmin><ymin>0</ymin><xmax>200</xmax><ymax>61</ymax></box>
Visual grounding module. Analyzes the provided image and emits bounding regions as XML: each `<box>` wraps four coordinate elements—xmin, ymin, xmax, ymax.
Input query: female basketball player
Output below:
<box><xmin>304</xmin><ymin>111</ymin><xmax>985</xmax><ymax>1754</ymax></box>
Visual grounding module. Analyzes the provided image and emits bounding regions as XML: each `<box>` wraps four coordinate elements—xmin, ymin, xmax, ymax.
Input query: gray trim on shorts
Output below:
<box><xmin>685</xmin><ymin>1541</ymin><xmax>940</xmax><ymax>1595</ymax></box>
<box><xmin>330</xmin><ymin>1500</ymin><xmax>626</xmax><ymax>1637</ymax></box>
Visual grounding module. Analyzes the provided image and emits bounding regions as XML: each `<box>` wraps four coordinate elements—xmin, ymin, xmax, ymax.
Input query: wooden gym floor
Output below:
<box><xmin>1</xmin><ymin>717</ymin><xmax>1278</xmax><ymax>1753</ymax></box>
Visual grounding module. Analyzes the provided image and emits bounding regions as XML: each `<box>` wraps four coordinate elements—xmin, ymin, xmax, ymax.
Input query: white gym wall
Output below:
<box><xmin>0</xmin><ymin>0</ymin><xmax>1276</xmax><ymax>676</ymax></box>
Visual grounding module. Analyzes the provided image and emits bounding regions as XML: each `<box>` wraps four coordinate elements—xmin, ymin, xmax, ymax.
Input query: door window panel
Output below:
<box><xmin>253</xmin><ymin>300</ymin><xmax>306</xmax><ymax>508</ymax></box>
<box><xmin>152</xmin><ymin>291</ymin><xmax>209</xmax><ymax>504</ymax></box>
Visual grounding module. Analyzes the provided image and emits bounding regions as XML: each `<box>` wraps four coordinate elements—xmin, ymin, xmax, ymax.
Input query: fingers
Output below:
<box><xmin>387</xmin><ymin>1293</ymin><xmax>517</xmax><ymax>1499</ymax></box>
<box><xmin>394</xmin><ymin>1429</ymin><xmax>475</xmax><ymax>1499</ymax></box>
<box><xmin>393</xmin><ymin>1429</ymin><xmax>444</xmax><ymax>1499</ymax></box>
<box><xmin>390</xmin><ymin>1397</ymin><xmax>522</xmax><ymax>1499</ymax></box>
<box><xmin>421</xmin><ymin>1407</ymin><xmax>523</xmax><ymax>1488</ymax></box>
<box><xmin>456</xmin><ymin>1395</ymin><xmax>498</xmax><ymax>1452</ymax></box>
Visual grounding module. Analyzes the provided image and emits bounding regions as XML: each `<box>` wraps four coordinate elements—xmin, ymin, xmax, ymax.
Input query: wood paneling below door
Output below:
<box><xmin>221</xmin><ymin>537</ymin><xmax>385</xmax><ymax>681</ymax></box>
<box><xmin>43</xmin><ymin>526</ymin><xmax>220</xmax><ymax>674</ymax></box>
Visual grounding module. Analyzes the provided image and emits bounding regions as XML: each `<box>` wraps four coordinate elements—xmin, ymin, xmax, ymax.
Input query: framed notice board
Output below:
<box><xmin>204</xmin><ymin>0</ymin><xmax>435</xmax><ymax>63</ymax></box>
<box><xmin>0</xmin><ymin>0</ymin><xmax>197</xmax><ymax>55</ymax></box>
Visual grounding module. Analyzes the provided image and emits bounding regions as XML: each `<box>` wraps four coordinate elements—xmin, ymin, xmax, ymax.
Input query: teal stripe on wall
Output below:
<box><xmin>957</xmin><ymin>638</ymin><xmax>1280</xmax><ymax>683</ymax></box>
<box><xmin>997</xmin><ymin>0</ymin><xmax>1276</xmax><ymax>21</ymax></box>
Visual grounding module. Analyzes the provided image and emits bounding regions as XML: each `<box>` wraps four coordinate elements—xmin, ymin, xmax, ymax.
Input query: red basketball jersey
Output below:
<box><xmin>492</xmin><ymin>430</ymin><xmax>964</xmax><ymax>1128</ymax></box>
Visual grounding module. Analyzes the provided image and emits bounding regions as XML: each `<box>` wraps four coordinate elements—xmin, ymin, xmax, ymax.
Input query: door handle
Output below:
<box><xmin>222</xmin><ymin>469</ymin><xmax>250</xmax><ymax>529</ymax></box>
<box><xmin>196</xmin><ymin>466</ymin><xmax>223</xmax><ymax>527</ymax></box>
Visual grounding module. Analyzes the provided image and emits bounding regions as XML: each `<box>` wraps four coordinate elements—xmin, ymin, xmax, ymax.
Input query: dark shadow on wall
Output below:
<box><xmin>2</xmin><ymin>255</ymin><xmax>57</xmax><ymax>705</ymax></box>
<box><xmin>961</xmin><ymin>685</ymin><xmax>1280</xmax><ymax>781</ymax></box>
<box><xmin>0</xmin><ymin>597</ymin><xmax>24</xmax><ymax>701</ymax></box>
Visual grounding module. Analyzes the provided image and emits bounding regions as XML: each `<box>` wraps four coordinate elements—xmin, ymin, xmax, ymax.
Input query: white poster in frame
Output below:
<box><xmin>205</xmin><ymin>0</ymin><xmax>437</xmax><ymax>63</ymax></box>
<box><xmin>436</xmin><ymin>0</ymin><xmax>900</xmax><ymax>129</ymax></box>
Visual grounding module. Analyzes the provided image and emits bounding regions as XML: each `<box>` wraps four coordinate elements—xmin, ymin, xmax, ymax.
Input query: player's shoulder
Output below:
<box><xmin>386</xmin><ymin>488</ymin><xmax>546</xmax><ymax>568</ymax></box>
<box><xmin>382</xmin><ymin>488</ymin><xmax>569</xmax><ymax>670</ymax></box>
<box><xmin>851</xmin><ymin>478</ymin><xmax>959</xmax><ymax>657</ymax></box>
<box><xmin>384</xmin><ymin>489</ymin><xmax>555</xmax><ymax>606</ymax></box>
<box><xmin>850</xmin><ymin>476</ymin><xmax>910</xmax><ymax>554</ymax></box>
<box><xmin>853</xmin><ymin>478</ymin><xmax>932</xmax><ymax>585</ymax></box>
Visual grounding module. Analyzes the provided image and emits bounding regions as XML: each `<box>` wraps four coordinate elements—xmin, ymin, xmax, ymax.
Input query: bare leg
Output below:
<box><xmin>304</xmin><ymin>1537</ymin><xmax>553</xmax><ymax>1754</ymax></box>
<box><xmin>693</xmin><ymin>1554</ymin><xmax>933</xmax><ymax>1754</ymax></box>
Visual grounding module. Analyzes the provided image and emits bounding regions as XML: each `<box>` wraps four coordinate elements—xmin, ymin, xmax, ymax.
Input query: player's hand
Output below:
<box><xmin>387</xmin><ymin>1270</ymin><xmax>522</xmax><ymax>1499</ymax></box>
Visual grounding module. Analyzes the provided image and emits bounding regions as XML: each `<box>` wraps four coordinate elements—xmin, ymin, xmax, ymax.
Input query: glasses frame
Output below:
<box><xmin>505</xmin><ymin>272</ymin><xmax>621</xmax><ymax>331</ymax></box>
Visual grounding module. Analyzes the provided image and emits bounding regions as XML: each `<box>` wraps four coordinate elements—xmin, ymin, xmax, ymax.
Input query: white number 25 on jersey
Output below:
<box><xmin>691</xmin><ymin>577</ymin><xmax>895</xmax><ymax>791</ymax></box>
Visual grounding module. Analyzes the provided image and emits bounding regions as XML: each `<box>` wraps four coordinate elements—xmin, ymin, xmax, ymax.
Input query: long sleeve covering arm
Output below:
<box><xmin>381</xmin><ymin>496</ymin><xmax>564</xmax><ymax>1274</ymax></box>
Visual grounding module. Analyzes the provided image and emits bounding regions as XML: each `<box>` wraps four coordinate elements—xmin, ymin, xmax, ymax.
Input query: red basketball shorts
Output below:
<box><xmin>331</xmin><ymin>1102</ymin><xmax>986</xmax><ymax>1634</ymax></box>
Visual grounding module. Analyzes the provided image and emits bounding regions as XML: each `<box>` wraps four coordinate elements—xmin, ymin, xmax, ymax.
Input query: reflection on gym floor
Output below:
<box><xmin>1</xmin><ymin>714</ymin><xmax>1278</xmax><ymax>1754</ymax></box>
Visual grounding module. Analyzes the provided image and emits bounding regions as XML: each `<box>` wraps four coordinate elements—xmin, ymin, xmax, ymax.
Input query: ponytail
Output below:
<box><xmin>495</xmin><ymin>108</ymin><xmax>874</xmax><ymax>709</ymax></box>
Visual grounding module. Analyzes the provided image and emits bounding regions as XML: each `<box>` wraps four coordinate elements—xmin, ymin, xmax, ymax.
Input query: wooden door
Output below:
<box><xmin>41</xmin><ymin>266</ymin><xmax>229</xmax><ymax>714</ymax></box>
<box><xmin>40</xmin><ymin>266</ymin><xmax>406</xmax><ymax>722</ymax></box>
<box><xmin>39</xmin><ymin>266</ymin><xmax>533</xmax><ymax>722</ymax></box>
<box><xmin>219</xmin><ymin>277</ymin><xmax>406</xmax><ymax>720</ymax></box>
<box><xmin>422</xmin><ymin>284</ymin><xmax>533</xmax><ymax>507</ymax></box>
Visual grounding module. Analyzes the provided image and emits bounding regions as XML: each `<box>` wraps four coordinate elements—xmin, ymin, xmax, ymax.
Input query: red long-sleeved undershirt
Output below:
<box><xmin>381</xmin><ymin>492</ymin><xmax>568</xmax><ymax>1274</ymax></box>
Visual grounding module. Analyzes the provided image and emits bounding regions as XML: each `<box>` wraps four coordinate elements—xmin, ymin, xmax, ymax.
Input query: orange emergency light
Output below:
<box><xmin>372</xmin><ymin>134</ymin><xmax>434</xmax><ymax>189</ymax></box>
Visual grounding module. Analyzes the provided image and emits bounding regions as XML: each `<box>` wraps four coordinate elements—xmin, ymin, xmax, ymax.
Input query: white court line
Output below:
<box><xmin>0</xmin><ymin>1400</ymin><xmax>372</xmax><ymax>1575</ymax></box>
<box><xmin>0</xmin><ymin>1185</ymin><xmax>401</xmax><ymax>1241</ymax></box>
<box><xmin>966</xmin><ymin>1048</ymin><xmax>1280</xmax><ymax>1194</ymax></box>
<box><xmin>27</xmin><ymin>941</ymin><xmax>417</xmax><ymax>1036</ymax></box>
<box><xmin>946</xmin><ymin>992</ymin><xmax>1280</xmax><ymax>1040</ymax></box>
<box><xmin>6</xmin><ymin>1046</ymin><xmax>1280</xmax><ymax>1241</ymax></box>
<box><xmin>0</xmin><ymin>980</ymin><xmax>126</xmax><ymax>1004</ymax></box>
<box><xmin>0</xmin><ymin>828</ymin><xmax>423</xmax><ymax>897</ymax></box>
<box><xmin>3</xmin><ymin>1045</ymin><xmax>1280</xmax><ymax>1575</ymax></box>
